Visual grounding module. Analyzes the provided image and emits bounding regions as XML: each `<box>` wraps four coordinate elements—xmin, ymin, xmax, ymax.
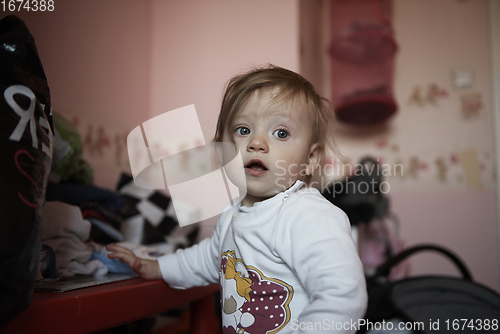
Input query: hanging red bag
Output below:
<box><xmin>330</xmin><ymin>0</ymin><xmax>398</xmax><ymax>124</ymax></box>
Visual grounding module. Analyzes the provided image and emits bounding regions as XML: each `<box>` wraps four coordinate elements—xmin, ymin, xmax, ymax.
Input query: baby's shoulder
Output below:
<box><xmin>283</xmin><ymin>187</ymin><xmax>349</xmax><ymax>225</ymax></box>
<box><xmin>289</xmin><ymin>187</ymin><xmax>344</xmax><ymax>211</ymax></box>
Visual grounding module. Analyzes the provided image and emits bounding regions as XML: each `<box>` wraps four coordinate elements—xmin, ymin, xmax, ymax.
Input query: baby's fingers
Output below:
<box><xmin>107</xmin><ymin>252</ymin><xmax>136</xmax><ymax>268</ymax></box>
<box><xmin>106</xmin><ymin>244</ymin><xmax>135</xmax><ymax>256</ymax></box>
<box><xmin>132</xmin><ymin>258</ymin><xmax>143</xmax><ymax>272</ymax></box>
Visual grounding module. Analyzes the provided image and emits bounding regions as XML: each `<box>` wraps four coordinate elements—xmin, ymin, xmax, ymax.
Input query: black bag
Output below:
<box><xmin>358</xmin><ymin>244</ymin><xmax>500</xmax><ymax>333</ymax></box>
<box><xmin>0</xmin><ymin>16</ymin><xmax>53</xmax><ymax>324</ymax></box>
<box><xmin>322</xmin><ymin>156</ymin><xmax>389</xmax><ymax>226</ymax></box>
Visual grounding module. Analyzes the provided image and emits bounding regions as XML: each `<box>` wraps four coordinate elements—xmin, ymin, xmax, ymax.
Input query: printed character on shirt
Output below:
<box><xmin>220</xmin><ymin>250</ymin><xmax>294</xmax><ymax>333</ymax></box>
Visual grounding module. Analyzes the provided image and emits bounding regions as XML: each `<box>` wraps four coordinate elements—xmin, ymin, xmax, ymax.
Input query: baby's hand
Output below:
<box><xmin>106</xmin><ymin>244</ymin><xmax>162</xmax><ymax>280</ymax></box>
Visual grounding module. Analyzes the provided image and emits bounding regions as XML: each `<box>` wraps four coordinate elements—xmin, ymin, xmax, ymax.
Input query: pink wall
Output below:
<box><xmin>148</xmin><ymin>0</ymin><xmax>299</xmax><ymax>238</ymax></box>
<box><xmin>11</xmin><ymin>0</ymin><xmax>153</xmax><ymax>188</ymax></box>
<box><xmin>10</xmin><ymin>0</ymin><xmax>299</xmax><ymax>189</ymax></box>
<box><xmin>391</xmin><ymin>0</ymin><xmax>498</xmax><ymax>292</ymax></box>
<box><xmin>7</xmin><ymin>0</ymin><xmax>300</xmax><ymax>232</ymax></box>
<box><xmin>149</xmin><ymin>0</ymin><xmax>299</xmax><ymax>142</ymax></box>
<box><xmin>13</xmin><ymin>1</ymin><xmax>152</xmax><ymax>129</ymax></box>
<box><xmin>390</xmin><ymin>190</ymin><xmax>499</xmax><ymax>291</ymax></box>
<box><xmin>299</xmin><ymin>0</ymin><xmax>499</xmax><ymax>291</ymax></box>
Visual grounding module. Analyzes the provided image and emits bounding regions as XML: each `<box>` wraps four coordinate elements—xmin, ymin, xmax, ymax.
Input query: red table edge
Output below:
<box><xmin>1</xmin><ymin>278</ymin><xmax>220</xmax><ymax>334</ymax></box>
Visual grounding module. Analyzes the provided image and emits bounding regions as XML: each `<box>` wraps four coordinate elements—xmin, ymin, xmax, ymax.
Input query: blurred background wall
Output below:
<box><xmin>301</xmin><ymin>0</ymin><xmax>499</xmax><ymax>291</ymax></box>
<box><xmin>9</xmin><ymin>0</ymin><xmax>499</xmax><ymax>291</ymax></box>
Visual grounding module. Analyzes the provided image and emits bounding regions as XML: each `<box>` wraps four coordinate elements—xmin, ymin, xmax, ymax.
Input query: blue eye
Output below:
<box><xmin>273</xmin><ymin>129</ymin><xmax>288</xmax><ymax>139</ymax></box>
<box><xmin>236</xmin><ymin>127</ymin><xmax>250</xmax><ymax>136</ymax></box>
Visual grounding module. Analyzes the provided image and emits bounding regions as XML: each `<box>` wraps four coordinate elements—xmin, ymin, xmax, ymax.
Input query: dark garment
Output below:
<box><xmin>46</xmin><ymin>183</ymin><xmax>125</xmax><ymax>216</ymax></box>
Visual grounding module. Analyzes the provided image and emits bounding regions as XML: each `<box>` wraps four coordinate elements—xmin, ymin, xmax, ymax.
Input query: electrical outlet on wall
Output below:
<box><xmin>452</xmin><ymin>68</ymin><xmax>474</xmax><ymax>89</ymax></box>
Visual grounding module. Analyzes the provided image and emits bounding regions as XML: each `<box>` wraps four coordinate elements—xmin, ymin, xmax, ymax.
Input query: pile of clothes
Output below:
<box><xmin>39</xmin><ymin>112</ymin><xmax>199</xmax><ymax>280</ymax></box>
<box><xmin>40</xmin><ymin>176</ymin><xmax>200</xmax><ymax>279</ymax></box>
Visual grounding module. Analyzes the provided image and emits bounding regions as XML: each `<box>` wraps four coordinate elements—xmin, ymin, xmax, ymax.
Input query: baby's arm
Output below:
<box><xmin>106</xmin><ymin>244</ymin><xmax>162</xmax><ymax>280</ymax></box>
<box><xmin>106</xmin><ymin>206</ymin><xmax>228</xmax><ymax>287</ymax></box>
<box><xmin>155</xmin><ymin>207</ymin><xmax>228</xmax><ymax>288</ymax></box>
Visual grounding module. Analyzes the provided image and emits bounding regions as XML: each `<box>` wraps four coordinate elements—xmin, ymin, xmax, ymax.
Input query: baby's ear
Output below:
<box><xmin>306</xmin><ymin>143</ymin><xmax>322</xmax><ymax>175</ymax></box>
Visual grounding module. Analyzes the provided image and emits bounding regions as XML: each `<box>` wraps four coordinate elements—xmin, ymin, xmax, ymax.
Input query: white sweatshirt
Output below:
<box><xmin>158</xmin><ymin>180</ymin><xmax>367</xmax><ymax>333</ymax></box>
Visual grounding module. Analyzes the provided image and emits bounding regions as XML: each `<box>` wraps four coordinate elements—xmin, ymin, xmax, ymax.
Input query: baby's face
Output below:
<box><xmin>224</xmin><ymin>89</ymin><xmax>319</xmax><ymax>207</ymax></box>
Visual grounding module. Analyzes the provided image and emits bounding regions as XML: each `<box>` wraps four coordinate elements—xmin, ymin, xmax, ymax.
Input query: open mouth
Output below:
<box><xmin>244</xmin><ymin>159</ymin><xmax>268</xmax><ymax>176</ymax></box>
<box><xmin>245</xmin><ymin>159</ymin><xmax>268</xmax><ymax>171</ymax></box>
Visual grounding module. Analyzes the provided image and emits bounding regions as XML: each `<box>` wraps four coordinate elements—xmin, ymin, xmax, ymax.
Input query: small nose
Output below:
<box><xmin>247</xmin><ymin>135</ymin><xmax>269</xmax><ymax>153</ymax></box>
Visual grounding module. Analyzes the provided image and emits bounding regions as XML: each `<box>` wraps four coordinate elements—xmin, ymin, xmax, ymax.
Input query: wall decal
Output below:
<box><xmin>409</xmin><ymin>83</ymin><xmax>448</xmax><ymax>106</ymax></box>
<box><xmin>458</xmin><ymin>149</ymin><xmax>482</xmax><ymax>188</ymax></box>
<box><xmin>461</xmin><ymin>92</ymin><xmax>483</xmax><ymax>119</ymax></box>
<box><xmin>435</xmin><ymin>156</ymin><xmax>448</xmax><ymax>182</ymax></box>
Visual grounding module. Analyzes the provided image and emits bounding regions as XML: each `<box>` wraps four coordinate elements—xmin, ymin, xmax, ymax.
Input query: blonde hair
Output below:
<box><xmin>213</xmin><ymin>64</ymin><xmax>339</xmax><ymax>169</ymax></box>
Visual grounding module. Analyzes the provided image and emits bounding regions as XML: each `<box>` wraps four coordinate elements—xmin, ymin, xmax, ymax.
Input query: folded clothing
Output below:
<box><xmin>42</xmin><ymin>201</ymin><xmax>107</xmax><ymax>277</ymax></box>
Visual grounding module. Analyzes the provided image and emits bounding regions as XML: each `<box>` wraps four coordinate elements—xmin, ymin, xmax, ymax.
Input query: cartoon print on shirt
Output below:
<box><xmin>220</xmin><ymin>250</ymin><xmax>253</xmax><ymax>331</ymax></box>
<box><xmin>220</xmin><ymin>251</ymin><xmax>294</xmax><ymax>334</ymax></box>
